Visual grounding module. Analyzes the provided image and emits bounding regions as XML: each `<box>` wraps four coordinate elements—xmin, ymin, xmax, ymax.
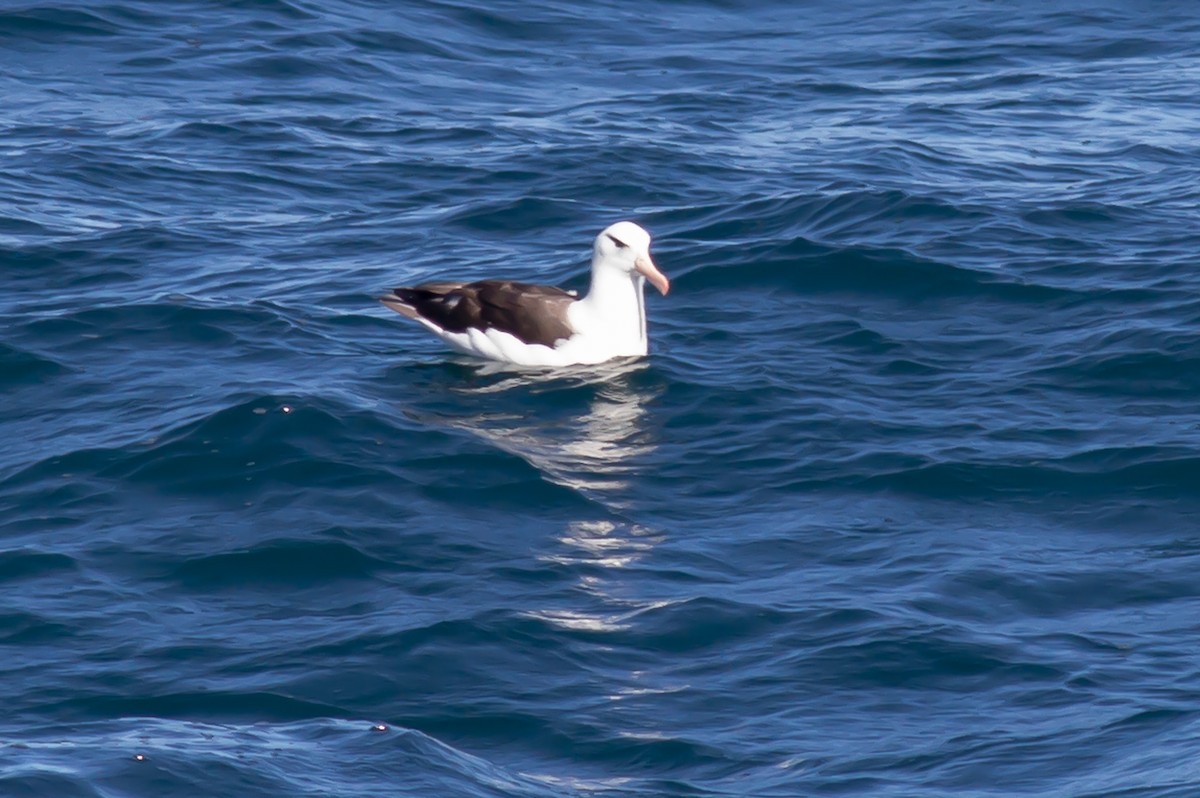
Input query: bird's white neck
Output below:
<box><xmin>573</xmin><ymin>257</ymin><xmax>647</xmax><ymax>350</ymax></box>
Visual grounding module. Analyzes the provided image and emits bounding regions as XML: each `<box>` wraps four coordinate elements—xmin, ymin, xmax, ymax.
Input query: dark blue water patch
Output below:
<box><xmin>444</xmin><ymin>196</ymin><xmax>592</xmax><ymax>234</ymax></box>
<box><xmin>0</xmin><ymin>343</ymin><xmax>71</xmax><ymax>388</ymax></box>
<box><xmin>0</xmin><ymin>771</ymin><xmax>105</xmax><ymax>798</ymax></box>
<box><xmin>671</xmin><ymin>189</ymin><xmax>989</xmax><ymax>244</ymax></box>
<box><xmin>1031</xmin><ymin>334</ymin><xmax>1200</xmax><ymax>397</ymax></box>
<box><xmin>0</xmin><ymin>609</ymin><xmax>76</xmax><ymax>646</ymax></box>
<box><xmin>927</xmin><ymin>566</ymin><xmax>1200</xmax><ymax>622</ymax></box>
<box><xmin>0</xmin><ymin>549</ymin><xmax>78</xmax><ymax>584</ymax></box>
<box><xmin>0</xmin><ymin>7</ymin><xmax>122</xmax><ymax>41</ymax></box>
<box><xmin>851</xmin><ymin>447</ymin><xmax>1200</xmax><ymax>501</ymax></box>
<box><xmin>680</xmin><ymin>237</ymin><xmax>1077</xmax><ymax>305</ymax></box>
<box><xmin>168</xmin><ymin>538</ymin><xmax>394</xmax><ymax>589</ymax></box>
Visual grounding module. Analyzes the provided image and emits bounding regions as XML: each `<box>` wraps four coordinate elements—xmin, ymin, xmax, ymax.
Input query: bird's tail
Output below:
<box><xmin>379</xmin><ymin>289</ymin><xmax>421</xmax><ymax>320</ymax></box>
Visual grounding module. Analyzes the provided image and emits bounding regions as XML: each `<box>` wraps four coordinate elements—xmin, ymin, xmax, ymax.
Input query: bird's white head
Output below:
<box><xmin>593</xmin><ymin>221</ymin><xmax>669</xmax><ymax>295</ymax></box>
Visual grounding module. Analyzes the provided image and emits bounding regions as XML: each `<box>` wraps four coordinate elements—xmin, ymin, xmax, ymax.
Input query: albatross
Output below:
<box><xmin>380</xmin><ymin>221</ymin><xmax>669</xmax><ymax>367</ymax></box>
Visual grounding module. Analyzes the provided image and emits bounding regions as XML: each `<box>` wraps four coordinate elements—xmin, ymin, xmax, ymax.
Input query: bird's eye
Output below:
<box><xmin>606</xmin><ymin>233</ymin><xmax>628</xmax><ymax>249</ymax></box>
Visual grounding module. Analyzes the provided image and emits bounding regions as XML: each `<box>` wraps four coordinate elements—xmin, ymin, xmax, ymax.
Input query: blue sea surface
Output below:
<box><xmin>4</xmin><ymin>1</ymin><xmax>1200</xmax><ymax>795</ymax></box>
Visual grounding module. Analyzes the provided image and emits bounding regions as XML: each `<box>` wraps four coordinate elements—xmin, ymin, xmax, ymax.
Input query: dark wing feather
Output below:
<box><xmin>381</xmin><ymin>280</ymin><xmax>578</xmax><ymax>347</ymax></box>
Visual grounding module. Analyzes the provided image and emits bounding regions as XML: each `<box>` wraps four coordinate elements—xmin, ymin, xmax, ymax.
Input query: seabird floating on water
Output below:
<box><xmin>380</xmin><ymin>221</ymin><xmax>669</xmax><ymax>366</ymax></box>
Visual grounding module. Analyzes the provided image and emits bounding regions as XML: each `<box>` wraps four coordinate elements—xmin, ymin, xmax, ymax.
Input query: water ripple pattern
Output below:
<box><xmin>3</xmin><ymin>1</ymin><xmax>1200</xmax><ymax>796</ymax></box>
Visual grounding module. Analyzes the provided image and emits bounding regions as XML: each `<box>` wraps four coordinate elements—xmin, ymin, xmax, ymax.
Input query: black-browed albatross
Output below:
<box><xmin>380</xmin><ymin>221</ymin><xmax>669</xmax><ymax>366</ymax></box>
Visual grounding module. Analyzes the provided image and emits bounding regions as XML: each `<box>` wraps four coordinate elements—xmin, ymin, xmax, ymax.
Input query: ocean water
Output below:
<box><xmin>3</xmin><ymin>0</ymin><xmax>1200</xmax><ymax>795</ymax></box>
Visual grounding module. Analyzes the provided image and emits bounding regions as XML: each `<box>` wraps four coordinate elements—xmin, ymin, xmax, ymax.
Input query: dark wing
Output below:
<box><xmin>380</xmin><ymin>280</ymin><xmax>578</xmax><ymax>347</ymax></box>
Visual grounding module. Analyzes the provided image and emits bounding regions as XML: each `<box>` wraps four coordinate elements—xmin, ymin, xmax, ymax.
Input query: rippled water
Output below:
<box><xmin>4</xmin><ymin>1</ymin><xmax>1200</xmax><ymax>796</ymax></box>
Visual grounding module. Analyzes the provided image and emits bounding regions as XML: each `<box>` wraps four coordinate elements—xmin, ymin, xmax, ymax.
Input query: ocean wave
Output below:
<box><xmin>168</xmin><ymin>538</ymin><xmax>392</xmax><ymax>589</ymax></box>
<box><xmin>0</xmin><ymin>342</ymin><xmax>71</xmax><ymax>388</ymax></box>
<box><xmin>1031</xmin><ymin>335</ymin><xmax>1200</xmax><ymax>397</ymax></box>
<box><xmin>0</xmin><ymin>718</ymin><xmax>572</xmax><ymax>798</ymax></box>
<box><xmin>802</xmin><ymin>631</ymin><xmax>1065</xmax><ymax>690</ymax></box>
<box><xmin>1</xmin><ymin>391</ymin><xmax>602</xmax><ymax>518</ymax></box>
<box><xmin>854</xmin><ymin>447</ymin><xmax>1200</xmax><ymax>500</ymax></box>
<box><xmin>679</xmin><ymin>237</ymin><xmax>1074</xmax><ymax>303</ymax></box>
<box><xmin>0</xmin><ymin>609</ymin><xmax>75</xmax><ymax>645</ymax></box>
<box><xmin>0</xmin><ymin>549</ymin><xmax>77</xmax><ymax>584</ymax></box>
<box><xmin>0</xmin><ymin>7</ymin><xmax>122</xmax><ymax>40</ymax></box>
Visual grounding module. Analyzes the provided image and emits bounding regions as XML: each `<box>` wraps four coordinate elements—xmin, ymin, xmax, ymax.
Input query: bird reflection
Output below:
<box><xmin>399</xmin><ymin>358</ymin><xmax>678</xmax><ymax>709</ymax></box>
<box><xmin>407</xmin><ymin>357</ymin><xmax>662</xmax><ymax>510</ymax></box>
<box><xmin>394</xmin><ymin>352</ymin><xmax>670</xmax><ymax>629</ymax></box>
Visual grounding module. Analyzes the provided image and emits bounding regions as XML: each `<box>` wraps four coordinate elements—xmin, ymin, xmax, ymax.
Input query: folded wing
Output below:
<box><xmin>381</xmin><ymin>280</ymin><xmax>579</xmax><ymax>348</ymax></box>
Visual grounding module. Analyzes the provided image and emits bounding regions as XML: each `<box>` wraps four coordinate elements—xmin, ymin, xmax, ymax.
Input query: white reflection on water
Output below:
<box><xmin>407</xmin><ymin>360</ymin><xmax>691</xmax><ymax>722</ymax></box>
<box><xmin>404</xmin><ymin>358</ymin><xmax>670</xmax><ymax>645</ymax></box>
<box><xmin>430</xmin><ymin>358</ymin><xmax>662</xmax><ymax>509</ymax></box>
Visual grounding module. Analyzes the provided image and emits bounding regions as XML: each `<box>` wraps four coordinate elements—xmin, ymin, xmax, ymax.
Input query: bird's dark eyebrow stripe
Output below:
<box><xmin>605</xmin><ymin>233</ymin><xmax>628</xmax><ymax>248</ymax></box>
